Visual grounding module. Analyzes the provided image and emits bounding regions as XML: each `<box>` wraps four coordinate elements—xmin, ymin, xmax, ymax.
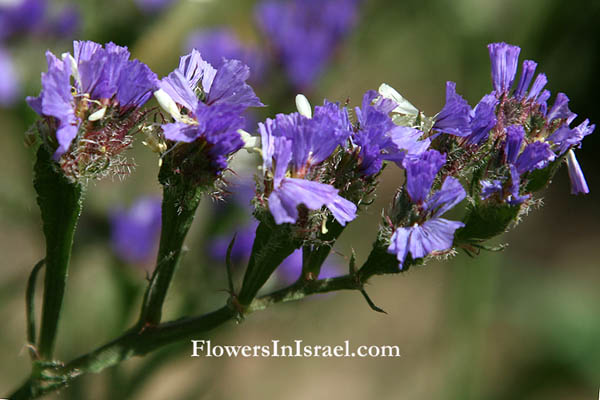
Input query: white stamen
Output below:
<box><xmin>88</xmin><ymin>106</ymin><xmax>107</xmax><ymax>121</ymax></box>
<box><xmin>295</xmin><ymin>94</ymin><xmax>312</xmax><ymax>118</ymax></box>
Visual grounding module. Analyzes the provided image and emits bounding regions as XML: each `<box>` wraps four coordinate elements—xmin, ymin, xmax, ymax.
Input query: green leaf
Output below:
<box><xmin>456</xmin><ymin>202</ymin><xmax>520</xmax><ymax>244</ymax></box>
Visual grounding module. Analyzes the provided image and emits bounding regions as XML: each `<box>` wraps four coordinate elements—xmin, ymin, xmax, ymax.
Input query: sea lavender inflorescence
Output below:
<box><xmin>377</xmin><ymin>42</ymin><xmax>594</xmax><ymax>269</ymax></box>
<box><xmin>27</xmin><ymin>40</ymin><xmax>158</xmax><ymax>180</ymax></box>
<box><xmin>154</xmin><ymin>49</ymin><xmax>263</xmax><ymax>187</ymax></box>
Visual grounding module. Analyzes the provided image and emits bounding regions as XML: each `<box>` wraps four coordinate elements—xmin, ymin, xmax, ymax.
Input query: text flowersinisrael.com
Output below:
<box><xmin>191</xmin><ymin>340</ymin><xmax>401</xmax><ymax>358</ymax></box>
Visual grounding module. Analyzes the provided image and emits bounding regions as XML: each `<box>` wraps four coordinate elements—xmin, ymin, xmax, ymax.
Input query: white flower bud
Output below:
<box><xmin>295</xmin><ymin>94</ymin><xmax>312</xmax><ymax>118</ymax></box>
<box><xmin>154</xmin><ymin>89</ymin><xmax>182</xmax><ymax>121</ymax></box>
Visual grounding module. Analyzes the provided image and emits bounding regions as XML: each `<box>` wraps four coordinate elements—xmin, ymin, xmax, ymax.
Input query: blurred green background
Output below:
<box><xmin>1</xmin><ymin>0</ymin><xmax>599</xmax><ymax>399</ymax></box>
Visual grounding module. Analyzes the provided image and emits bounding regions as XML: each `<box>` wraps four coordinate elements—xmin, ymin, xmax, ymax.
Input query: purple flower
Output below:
<box><xmin>467</xmin><ymin>93</ymin><xmax>498</xmax><ymax>145</ymax></box>
<box><xmin>504</xmin><ymin>125</ymin><xmax>525</xmax><ymax>164</ymax></box>
<box><xmin>353</xmin><ymin>90</ymin><xmax>430</xmax><ymax>175</ymax></box>
<box><xmin>255</xmin><ymin>0</ymin><xmax>359</xmax><ymax>90</ymax></box>
<box><xmin>546</xmin><ymin>92</ymin><xmax>575</xmax><ymax>122</ymax></box>
<box><xmin>388</xmin><ymin>177</ymin><xmax>466</xmax><ymax>268</ymax></box>
<box><xmin>488</xmin><ymin>42</ymin><xmax>520</xmax><ymax>94</ymax></box>
<box><xmin>27</xmin><ymin>41</ymin><xmax>158</xmax><ymax>159</ymax></box>
<box><xmin>514</xmin><ymin>141</ymin><xmax>556</xmax><ymax>174</ymax></box>
<box><xmin>514</xmin><ymin>60</ymin><xmax>537</xmax><ymax>99</ymax></box>
<box><xmin>566</xmin><ymin>150</ymin><xmax>589</xmax><ymax>195</ymax></box>
<box><xmin>403</xmin><ymin>150</ymin><xmax>446</xmax><ymax>204</ymax></box>
<box><xmin>433</xmin><ymin>81</ymin><xmax>472</xmax><ymax>137</ymax></box>
<box><xmin>259</xmin><ymin>106</ymin><xmax>357</xmax><ymax>225</ymax></box>
<box><xmin>186</xmin><ymin>28</ymin><xmax>265</xmax><ymax>83</ymax></box>
<box><xmin>110</xmin><ymin>197</ymin><xmax>162</xmax><ymax>265</ymax></box>
<box><xmin>526</xmin><ymin>73</ymin><xmax>548</xmax><ymax>101</ymax></box>
<box><xmin>480</xmin><ymin>165</ymin><xmax>529</xmax><ymax>205</ymax></box>
<box><xmin>157</xmin><ymin>50</ymin><xmax>263</xmax><ymax>170</ymax></box>
<box><xmin>0</xmin><ymin>47</ymin><xmax>19</xmax><ymax>106</ymax></box>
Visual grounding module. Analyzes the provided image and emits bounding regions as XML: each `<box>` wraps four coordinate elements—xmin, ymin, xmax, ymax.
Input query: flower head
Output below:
<box><xmin>27</xmin><ymin>41</ymin><xmax>158</xmax><ymax>177</ymax></box>
<box><xmin>388</xmin><ymin>177</ymin><xmax>466</xmax><ymax>268</ymax></box>
<box><xmin>156</xmin><ymin>50</ymin><xmax>263</xmax><ymax>176</ymax></box>
<box><xmin>258</xmin><ymin>99</ymin><xmax>357</xmax><ymax>226</ymax></box>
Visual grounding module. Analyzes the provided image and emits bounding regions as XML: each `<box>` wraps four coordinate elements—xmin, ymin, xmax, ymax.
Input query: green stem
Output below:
<box><xmin>34</xmin><ymin>147</ymin><xmax>83</xmax><ymax>360</ymax></box>
<box><xmin>138</xmin><ymin>180</ymin><xmax>203</xmax><ymax>326</ymax></box>
<box><xmin>7</xmin><ymin>237</ymin><xmax>407</xmax><ymax>399</ymax></box>
<box><xmin>26</xmin><ymin>259</ymin><xmax>45</xmax><ymax>359</ymax></box>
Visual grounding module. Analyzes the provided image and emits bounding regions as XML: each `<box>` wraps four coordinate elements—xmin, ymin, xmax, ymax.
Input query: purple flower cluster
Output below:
<box><xmin>258</xmin><ymin>100</ymin><xmax>357</xmax><ymax>225</ymax></box>
<box><xmin>110</xmin><ymin>197</ymin><xmax>162</xmax><ymax>266</ymax></box>
<box><xmin>433</xmin><ymin>42</ymin><xmax>594</xmax><ymax>198</ymax></box>
<box><xmin>387</xmin><ymin>151</ymin><xmax>466</xmax><ymax>268</ymax></box>
<box><xmin>157</xmin><ymin>49</ymin><xmax>263</xmax><ymax>171</ymax></box>
<box><xmin>353</xmin><ymin>90</ymin><xmax>430</xmax><ymax>176</ymax></box>
<box><xmin>27</xmin><ymin>41</ymin><xmax>158</xmax><ymax>161</ymax></box>
<box><xmin>255</xmin><ymin>0</ymin><xmax>359</xmax><ymax>90</ymax></box>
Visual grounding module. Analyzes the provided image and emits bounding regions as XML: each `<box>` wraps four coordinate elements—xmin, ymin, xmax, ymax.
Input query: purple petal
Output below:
<box><xmin>410</xmin><ymin>218</ymin><xmax>465</xmax><ymax>257</ymax></box>
<box><xmin>159</xmin><ymin>69</ymin><xmax>200</xmax><ymax>111</ymax></box>
<box><xmin>507</xmin><ymin>164</ymin><xmax>529</xmax><ymax>205</ymax></box>
<box><xmin>480</xmin><ymin>179</ymin><xmax>503</xmax><ymax>200</ymax></box>
<box><xmin>116</xmin><ymin>60</ymin><xmax>158</xmax><ymax>109</ymax></box>
<box><xmin>468</xmin><ymin>93</ymin><xmax>498</xmax><ymax>145</ymax></box>
<box><xmin>515</xmin><ymin>141</ymin><xmax>555</xmax><ymax>174</ymax></box>
<box><xmin>206</xmin><ymin>59</ymin><xmax>263</xmax><ymax>108</ymax></box>
<box><xmin>514</xmin><ymin>60</ymin><xmax>537</xmax><ymax>99</ymax></box>
<box><xmin>433</xmin><ymin>81</ymin><xmax>472</xmax><ymax>137</ymax></box>
<box><xmin>526</xmin><ymin>73</ymin><xmax>547</xmax><ymax>101</ymax></box>
<box><xmin>403</xmin><ymin>150</ymin><xmax>446</xmax><ymax>203</ymax></box>
<box><xmin>566</xmin><ymin>150</ymin><xmax>589</xmax><ymax>195</ymax></box>
<box><xmin>270</xmin><ymin>178</ymin><xmax>356</xmax><ymax>225</ymax></box>
<box><xmin>546</xmin><ymin>92</ymin><xmax>572</xmax><ymax>122</ymax></box>
<box><xmin>161</xmin><ymin>121</ymin><xmax>199</xmax><ymax>143</ymax></box>
<box><xmin>388</xmin><ymin>227</ymin><xmax>410</xmax><ymax>267</ymax></box>
<box><xmin>504</xmin><ymin>125</ymin><xmax>525</xmax><ymax>164</ymax></box>
<box><xmin>426</xmin><ymin>176</ymin><xmax>466</xmax><ymax>218</ymax></box>
<box><xmin>488</xmin><ymin>42</ymin><xmax>521</xmax><ymax>93</ymax></box>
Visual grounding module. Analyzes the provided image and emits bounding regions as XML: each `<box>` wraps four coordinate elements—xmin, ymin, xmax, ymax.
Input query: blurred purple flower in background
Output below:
<box><xmin>255</xmin><ymin>0</ymin><xmax>360</xmax><ymax>90</ymax></box>
<box><xmin>186</xmin><ymin>28</ymin><xmax>265</xmax><ymax>83</ymax></box>
<box><xmin>110</xmin><ymin>197</ymin><xmax>162</xmax><ymax>265</ymax></box>
<box><xmin>0</xmin><ymin>0</ymin><xmax>46</xmax><ymax>40</ymax></box>
<box><xmin>0</xmin><ymin>47</ymin><xmax>19</xmax><ymax>106</ymax></box>
<box><xmin>135</xmin><ymin>0</ymin><xmax>176</xmax><ymax>13</ymax></box>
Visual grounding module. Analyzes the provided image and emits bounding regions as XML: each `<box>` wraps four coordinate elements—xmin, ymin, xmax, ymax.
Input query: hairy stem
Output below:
<box><xmin>137</xmin><ymin>181</ymin><xmax>202</xmax><ymax>326</ymax></box>
<box><xmin>34</xmin><ymin>147</ymin><xmax>83</xmax><ymax>360</ymax></box>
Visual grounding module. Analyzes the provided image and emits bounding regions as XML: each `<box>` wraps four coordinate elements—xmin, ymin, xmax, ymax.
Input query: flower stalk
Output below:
<box><xmin>33</xmin><ymin>146</ymin><xmax>83</xmax><ymax>360</ymax></box>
